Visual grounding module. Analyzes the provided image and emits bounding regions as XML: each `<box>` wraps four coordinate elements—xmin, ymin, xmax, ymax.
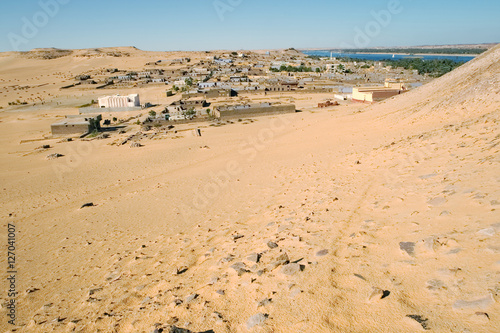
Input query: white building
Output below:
<box><xmin>198</xmin><ymin>82</ymin><xmax>217</xmax><ymax>89</ymax></box>
<box><xmin>98</xmin><ymin>94</ymin><xmax>140</xmax><ymax>108</ymax></box>
<box><xmin>174</xmin><ymin>80</ymin><xmax>187</xmax><ymax>87</ymax></box>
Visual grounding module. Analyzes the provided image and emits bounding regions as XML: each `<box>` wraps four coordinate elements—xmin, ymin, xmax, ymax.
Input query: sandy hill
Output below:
<box><xmin>0</xmin><ymin>46</ymin><xmax>498</xmax><ymax>332</ymax></box>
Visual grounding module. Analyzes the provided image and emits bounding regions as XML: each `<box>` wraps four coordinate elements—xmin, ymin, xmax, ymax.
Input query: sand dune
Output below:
<box><xmin>0</xmin><ymin>45</ymin><xmax>499</xmax><ymax>332</ymax></box>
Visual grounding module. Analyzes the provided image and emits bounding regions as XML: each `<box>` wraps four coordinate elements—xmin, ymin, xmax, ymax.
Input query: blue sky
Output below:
<box><xmin>0</xmin><ymin>0</ymin><xmax>498</xmax><ymax>51</ymax></box>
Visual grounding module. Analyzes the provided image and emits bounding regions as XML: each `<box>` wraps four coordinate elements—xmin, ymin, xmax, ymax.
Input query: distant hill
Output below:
<box><xmin>299</xmin><ymin>43</ymin><xmax>498</xmax><ymax>54</ymax></box>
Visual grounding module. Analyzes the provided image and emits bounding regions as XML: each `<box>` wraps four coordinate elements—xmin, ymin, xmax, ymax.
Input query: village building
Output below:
<box><xmin>384</xmin><ymin>78</ymin><xmax>407</xmax><ymax>90</ymax></box>
<box><xmin>352</xmin><ymin>86</ymin><xmax>407</xmax><ymax>103</ymax></box>
<box><xmin>51</xmin><ymin>115</ymin><xmax>101</xmax><ymax>136</ymax></box>
<box><xmin>76</xmin><ymin>74</ymin><xmax>91</xmax><ymax>81</ymax></box>
<box><xmin>213</xmin><ymin>103</ymin><xmax>296</xmax><ymax>119</ymax></box>
<box><xmin>117</xmin><ymin>75</ymin><xmax>132</xmax><ymax>81</ymax></box>
<box><xmin>163</xmin><ymin>69</ymin><xmax>188</xmax><ymax>77</ymax></box>
<box><xmin>214</xmin><ymin>58</ymin><xmax>233</xmax><ymax>65</ymax></box>
<box><xmin>230</xmin><ymin>76</ymin><xmax>249</xmax><ymax>82</ymax></box>
<box><xmin>138</xmin><ymin>72</ymin><xmax>151</xmax><ymax>78</ymax></box>
<box><xmin>98</xmin><ymin>94</ymin><xmax>140</xmax><ymax>108</ymax></box>
<box><xmin>266</xmin><ymin>80</ymin><xmax>299</xmax><ymax>92</ymax></box>
<box><xmin>170</xmin><ymin>98</ymin><xmax>208</xmax><ymax>109</ymax></box>
<box><xmin>182</xmin><ymin>89</ymin><xmax>233</xmax><ymax>99</ymax></box>
<box><xmin>173</xmin><ymin>80</ymin><xmax>187</xmax><ymax>87</ymax></box>
<box><xmin>198</xmin><ymin>81</ymin><xmax>217</xmax><ymax>89</ymax></box>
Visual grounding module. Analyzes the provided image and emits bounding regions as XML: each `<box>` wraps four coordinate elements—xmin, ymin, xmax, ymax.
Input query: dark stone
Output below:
<box><xmin>399</xmin><ymin>242</ymin><xmax>416</xmax><ymax>256</ymax></box>
<box><xmin>267</xmin><ymin>241</ymin><xmax>278</xmax><ymax>249</ymax></box>
<box><xmin>81</xmin><ymin>202</ymin><xmax>95</xmax><ymax>209</ymax></box>
<box><xmin>353</xmin><ymin>273</ymin><xmax>366</xmax><ymax>281</ymax></box>
<box><xmin>176</xmin><ymin>267</ymin><xmax>188</xmax><ymax>275</ymax></box>
<box><xmin>406</xmin><ymin>315</ymin><xmax>430</xmax><ymax>330</ymax></box>
<box><xmin>185</xmin><ymin>294</ymin><xmax>198</xmax><ymax>303</ymax></box>
<box><xmin>247</xmin><ymin>253</ymin><xmax>261</xmax><ymax>263</ymax></box>
<box><xmin>258</xmin><ymin>298</ymin><xmax>272</xmax><ymax>307</ymax></box>
<box><xmin>88</xmin><ymin>288</ymin><xmax>102</xmax><ymax>296</ymax></box>
<box><xmin>169</xmin><ymin>327</ymin><xmax>214</xmax><ymax>333</ymax></box>
<box><xmin>316</xmin><ymin>249</ymin><xmax>329</xmax><ymax>256</ymax></box>
<box><xmin>230</xmin><ymin>262</ymin><xmax>249</xmax><ymax>276</ymax></box>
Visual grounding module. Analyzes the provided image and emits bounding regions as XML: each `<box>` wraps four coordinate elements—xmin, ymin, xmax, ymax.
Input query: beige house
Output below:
<box><xmin>384</xmin><ymin>78</ymin><xmax>407</xmax><ymax>90</ymax></box>
<box><xmin>352</xmin><ymin>80</ymin><xmax>408</xmax><ymax>103</ymax></box>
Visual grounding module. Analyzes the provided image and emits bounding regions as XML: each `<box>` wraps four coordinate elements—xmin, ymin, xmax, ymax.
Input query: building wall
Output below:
<box><xmin>214</xmin><ymin>104</ymin><xmax>296</xmax><ymax>119</ymax></box>
<box><xmin>385</xmin><ymin>80</ymin><xmax>405</xmax><ymax>89</ymax></box>
<box><xmin>352</xmin><ymin>87</ymin><xmax>404</xmax><ymax>103</ymax></box>
<box><xmin>51</xmin><ymin>123</ymin><xmax>90</xmax><ymax>135</ymax></box>
<box><xmin>352</xmin><ymin>88</ymin><xmax>372</xmax><ymax>102</ymax></box>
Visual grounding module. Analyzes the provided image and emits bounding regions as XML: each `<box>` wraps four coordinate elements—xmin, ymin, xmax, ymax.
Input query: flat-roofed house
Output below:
<box><xmin>266</xmin><ymin>80</ymin><xmax>299</xmax><ymax>92</ymax></box>
<box><xmin>352</xmin><ymin>87</ymin><xmax>406</xmax><ymax>103</ymax></box>
<box><xmin>51</xmin><ymin>115</ymin><xmax>101</xmax><ymax>135</ymax></box>
<box><xmin>98</xmin><ymin>94</ymin><xmax>140</xmax><ymax>108</ymax></box>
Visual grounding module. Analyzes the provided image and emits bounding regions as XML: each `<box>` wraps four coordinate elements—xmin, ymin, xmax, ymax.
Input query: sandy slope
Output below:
<box><xmin>0</xmin><ymin>45</ymin><xmax>499</xmax><ymax>332</ymax></box>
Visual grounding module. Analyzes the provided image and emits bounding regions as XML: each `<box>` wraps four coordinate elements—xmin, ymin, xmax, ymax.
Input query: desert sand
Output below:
<box><xmin>0</xmin><ymin>45</ymin><xmax>499</xmax><ymax>332</ymax></box>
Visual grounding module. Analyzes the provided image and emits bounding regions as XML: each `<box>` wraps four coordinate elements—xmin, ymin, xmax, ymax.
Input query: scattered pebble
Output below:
<box><xmin>353</xmin><ymin>273</ymin><xmax>366</xmax><ymax>281</ymax></box>
<box><xmin>46</xmin><ymin>153</ymin><xmax>63</xmax><ymax>160</ymax></box>
<box><xmin>257</xmin><ymin>298</ymin><xmax>272</xmax><ymax>307</ymax></box>
<box><xmin>452</xmin><ymin>294</ymin><xmax>495</xmax><ymax>310</ymax></box>
<box><xmin>406</xmin><ymin>315</ymin><xmax>430</xmax><ymax>330</ymax></box>
<box><xmin>280</xmin><ymin>263</ymin><xmax>303</xmax><ymax>276</ymax></box>
<box><xmin>426</xmin><ymin>279</ymin><xmax>446</xmax><ymax>291</ymax></box>
<box><xmin>230</xmin><ymin>262</ymin><xmax>249</xmax><ymax>276</ymax></box>
<box><xmin>26</xmin><ymin>287</ymin><xmax>40</xmax><ymax>294</ymax></box>
<box><xmin>267</xmin><ymin>241</ymin><xmax>278</xmax><ymax>249</ymax></box>
<box><xmin>427</xmin><ymin>197</ymin><xmax>447</xmax><ymax>206</ymax></box>
<box><xmin>474</xmin><ymin>312</ymin><xmax>490</xmax><ymax>320</ymax></box>
<box><xmin>80</xmin><ymin>202</ymin><xmax>94</xmax><ymax>209</ymax></box>
<box><xmin>247</xmin><ymin>253</ymin><xmax>261</xmax><ymax>263</ymax></box>
<box><xmin>399</xmin><ymin>242</ymin><xmax>416</xmax><ymax>256</ymax></box>
<box><xmin>232</xmin><ymin>234</ymin><xmax>244</xmax><ymax>241</ymax></box>
<box><xmin>369</xmin><ymin>287</ymin><xmax>390</xmax><ymax>300</ymax></box>
<box><xmin>185</xmin><ymin>294</ymin><xmax>198</xmax><ymax>303</ymax></box>
<box><xmin>207</xmin><ymin>277</ymin><xmax>218</xmax><ymax>285</ymax></box>
<box><xmin>246</xmin><ymin>313</ymin><xmax>268</xmax><ymax>329</ymax></box>
<box><xmin>88</xmin><ymin>288</ymin><xmax>102</xmax><ymax>295</ymax></box>
<box><xmin>316</xmin><ymin>249</ymin><xmax>329</xmax><ymax>256</ymax></box>
<box><xmin>477</xmin><ymin>228</ymin><xmax>496</xmax><ymax>236</ymax></box>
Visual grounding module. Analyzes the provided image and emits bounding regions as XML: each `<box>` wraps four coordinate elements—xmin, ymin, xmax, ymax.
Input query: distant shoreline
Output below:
<box><xmin>346</xmin><ymin>52</ymin><xmax>476</xmax><ymax>57</ymax></box>
<box><xmin>303</xmin><ymin>51</ymin><xmax>478</xmax><ymax>57</ymax></box>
